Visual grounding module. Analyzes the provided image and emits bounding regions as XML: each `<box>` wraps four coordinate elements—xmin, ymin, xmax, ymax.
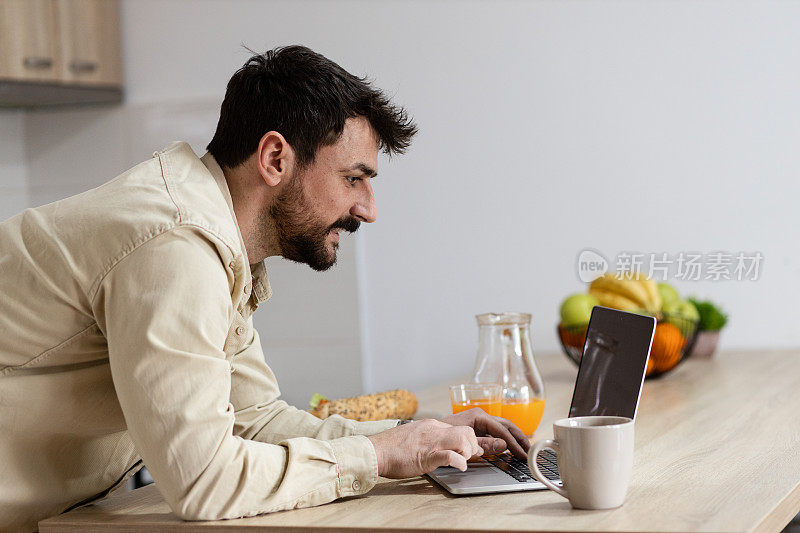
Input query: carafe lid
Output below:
<box><xmin>476</xmin><ymin>312</ymin><xmax>531</xmax><ymax>326</ymax></box>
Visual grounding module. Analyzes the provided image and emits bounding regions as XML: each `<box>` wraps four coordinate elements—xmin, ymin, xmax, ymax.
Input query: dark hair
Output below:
<box><xmin>207</xmin><ymin>45</ymin><xmax>417</xmax><ymax>169</ymax></box>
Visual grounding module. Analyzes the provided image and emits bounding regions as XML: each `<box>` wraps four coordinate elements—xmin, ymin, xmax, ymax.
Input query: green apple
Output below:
<box><xmin>657</xmin><ymin>282</ymin><xmax>680</xmax><ymax>308</ymax></box>
<box><xmin>560</xmin><ymin>293</ymin><xmax>599</xmax><ymax>327</ymax></box>
<box><xmin>662</xmin><ymin>299</ymin><xmax>700</xmax><ymax>331</ymax></box>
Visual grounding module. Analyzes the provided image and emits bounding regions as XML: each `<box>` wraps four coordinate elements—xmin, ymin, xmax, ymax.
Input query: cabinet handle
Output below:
<box><xmin>70</xmin><ymin>60</ymin><xmax>98</xmax><ymax>74</ymax></box>
<box><xmin>23</xmin><ymin>57</ymin><xmax>53</xmax><ymax>69</ymax></box>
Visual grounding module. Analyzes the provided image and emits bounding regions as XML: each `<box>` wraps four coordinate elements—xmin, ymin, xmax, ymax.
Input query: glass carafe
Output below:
<box><xmin>472</xmin><ymin>312</ymin><xmax>546</xmax><ymax>436</ymax></box>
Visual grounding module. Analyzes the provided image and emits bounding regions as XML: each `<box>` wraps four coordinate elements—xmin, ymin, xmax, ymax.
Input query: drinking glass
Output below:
<box><xmin>449</xmin><ymin>383</ymin><xmax>502</xmax><ymax>417</ymax></box>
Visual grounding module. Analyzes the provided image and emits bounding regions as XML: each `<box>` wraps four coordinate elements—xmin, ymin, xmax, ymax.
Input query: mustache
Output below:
<box><xmin>331</xmin><ymin>216</ymin><xmax>361</xmax><ymax>234</ymax></box>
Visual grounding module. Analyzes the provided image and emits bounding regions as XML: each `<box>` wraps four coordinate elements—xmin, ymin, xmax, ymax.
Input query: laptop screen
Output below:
<box><xmin>568</xmin><ymin>306</ymin><xmax>656</xmax><ymax>420</ymax></box>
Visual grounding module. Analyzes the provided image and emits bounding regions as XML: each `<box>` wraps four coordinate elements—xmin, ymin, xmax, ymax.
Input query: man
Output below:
<box><xmin>0</xmin><ymin>45</ymin><xmax>529</xmax><ymax>530</ymax></box>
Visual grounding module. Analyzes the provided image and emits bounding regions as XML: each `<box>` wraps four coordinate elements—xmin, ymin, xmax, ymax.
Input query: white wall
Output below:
<box><xmin>12</xmin><ymin>0</ymin><xmax>800</xmax><ymax>403</ymax></box>
<box><xmin>0</xmin><ymin>111</ymin><xmax>27</xmax><ymax>221</ymax></box>
<box><xmin>351</xmin><ymin>0</ymin><xmax>800</xmax><ymax>391</ymax></box>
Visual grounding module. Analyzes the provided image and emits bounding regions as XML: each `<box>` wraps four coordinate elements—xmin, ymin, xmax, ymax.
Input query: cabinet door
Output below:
<box><xmin>0</xmin><ymin>0</ymin><xmax>61</xmax><ymax>82</ymax></box>
<box><xmin>56</xmin><ymin>0</ymin><xmax>121</xmax><ymax>86</ymax></box>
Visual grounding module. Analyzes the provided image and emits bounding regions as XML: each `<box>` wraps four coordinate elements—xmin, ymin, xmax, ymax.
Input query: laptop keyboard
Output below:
<box><xmin>483</xmin><ymin>449</ymin><xmax>560</xmax><ymax>483</ymax></box>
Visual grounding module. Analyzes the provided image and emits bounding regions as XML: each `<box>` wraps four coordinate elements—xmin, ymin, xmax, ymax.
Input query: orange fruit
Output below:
<box><xmin>650</xmin><ymin>322</ymin><xmax>686</xmax><ymax>373</ymax></box>
<box><xmin>646</xmin><ymin>355</ymin><xmax>656</xmax><ymax>376</ymax></box>
<box><xmin>558</xmin><ymin>323</ymin><xmax>588</xmax><ymax>349</ymax></box>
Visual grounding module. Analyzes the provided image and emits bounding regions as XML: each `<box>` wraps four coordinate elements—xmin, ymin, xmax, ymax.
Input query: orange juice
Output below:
<box><xmin>501</xmin><ymin>399</ymin><xmax>545</xmax><ymax>435</ymax></box>
<box><xmin>451</xmin><ymin>399</ymin><xmax>502</xmax><ymax>417</ymax></box>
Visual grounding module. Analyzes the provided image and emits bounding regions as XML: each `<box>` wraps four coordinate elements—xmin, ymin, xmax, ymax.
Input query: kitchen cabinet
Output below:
<box><xmin>0</xmin><ymin>0</ymin><xmax>62</xmax><ymax>83</ymax></box>
<box><xmin>0</xmin><ymin>0</ymin><xmax>122</xmax><ymax>107</ymax></box>
<box><xmin>55</xmin><ymin>0</ymin><xmax>122</xmax><ymax>86</ymax></box>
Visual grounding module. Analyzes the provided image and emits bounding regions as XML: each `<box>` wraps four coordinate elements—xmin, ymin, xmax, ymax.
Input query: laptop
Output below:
<box><xmin>427</xmin><ymin>306</ymin><xmax>656</xmax><ymax>495</ymax></box>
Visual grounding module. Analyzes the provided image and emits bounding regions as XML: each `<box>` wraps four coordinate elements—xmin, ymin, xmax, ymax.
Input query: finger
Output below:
<box><xmin>458</xmin><ymin>426</ymin><xmax>483</xmax><ymax>458</ymax></box>
<box><xmin>483</xmin><ymin>416</ymin><xmax>530</xmax><ymax>450</ymax></box>
<box><xmin>442</xmin><ymin>425</ymin><xmax>479</xmax><ymax>457</ymax></box>
<box><xmin>477</xmin><ymin>436</ymin><xmax>507</xmax><ymax>454</ymax></box>
<box><xmin>427</xmin><ymin>450</ymin><xmax>469</xmax><ymax>472</ymax></box>
<box><xmin>449</xmin><ymin>430</ymin><xmax>482</xmax><ymax>459</ymax></box>
<box><xmin>483</xmin><ymin>419</ymin><xmax>528</xmax><ymax>459</ymax></box>
<box><xmin>496</xmin><ymin>418</ymin><xmax>532</xmax><ymax>452</ymax></box>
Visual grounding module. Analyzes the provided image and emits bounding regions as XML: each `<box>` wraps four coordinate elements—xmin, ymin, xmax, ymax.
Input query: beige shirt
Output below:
<box><xmin>0</xmin><ymin>142</ymin><xmax>397</xmax><ymax>531</ymax></box>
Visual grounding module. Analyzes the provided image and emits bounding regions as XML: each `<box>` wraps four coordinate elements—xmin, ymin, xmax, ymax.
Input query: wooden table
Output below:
<box><xmin>40</xmin><ymin>350</ymin><xmax>800</xmax><ymax>532</ymax></box>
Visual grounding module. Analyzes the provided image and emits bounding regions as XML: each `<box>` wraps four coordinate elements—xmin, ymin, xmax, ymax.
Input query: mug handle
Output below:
<box><xmin>528</xmin><ymin>439</ymin><xmax>568</xmax><ymax>499</ymax></box>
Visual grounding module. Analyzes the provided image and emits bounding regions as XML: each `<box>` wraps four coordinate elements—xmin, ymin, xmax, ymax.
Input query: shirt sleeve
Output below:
<box><xmin>228</xmin><ymin>324</ymin><xmax>400</xmax><ymax>443</ymax></box>
<box><xmin>91</xmin><ymin>226</ymin><xmax>381</xmax><ymax>521</ymax></box>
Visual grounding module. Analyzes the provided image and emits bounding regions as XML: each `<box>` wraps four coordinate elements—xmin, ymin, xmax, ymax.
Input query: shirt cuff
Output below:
<box><xmin>348</xmin><ymin>418</ymin><xmax>402</xmax><ymax>436</ymax></box>
<box><xmin>329</xmin><ymin>434</ymin><xmax>379</xmax><ymax>497</ymax></box>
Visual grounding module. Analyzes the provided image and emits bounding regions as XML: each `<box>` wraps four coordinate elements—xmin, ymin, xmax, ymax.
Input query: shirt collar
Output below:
<box><xmin>200</xmin><ymin>152</ymin><xmax>272</xmax><ymax>304</ymax></box>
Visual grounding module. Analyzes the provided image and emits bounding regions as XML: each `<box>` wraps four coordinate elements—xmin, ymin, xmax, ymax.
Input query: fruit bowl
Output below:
<box><xmin>557</xmin><ymin>313</ymin><xmax>700</xmax><ymax>379</ymax></box>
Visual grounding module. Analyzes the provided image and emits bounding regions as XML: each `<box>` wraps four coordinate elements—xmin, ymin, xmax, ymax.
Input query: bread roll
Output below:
<box><xmin>309</xmin><ymin>389</ymin><xmax>417</xmax><ymax>421</ymax></box>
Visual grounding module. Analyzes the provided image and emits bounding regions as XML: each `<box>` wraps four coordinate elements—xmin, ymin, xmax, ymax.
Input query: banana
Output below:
<box><xmin>589</xmin><ymin>274</ymin><xmax>651</xmax><ymax>310</ymax></box>
<box><xmin>588</xmin><ymin>287</ymin><xmax>641</xmax><ymax>312</ymax></box>
<box><xmin>632</xmin><ymin>275</ymin><xmax>662</xmax><ymax>312</ymax></box>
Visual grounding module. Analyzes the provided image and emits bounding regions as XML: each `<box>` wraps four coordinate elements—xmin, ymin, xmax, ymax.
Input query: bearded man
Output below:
<box><xmin>0</xmin><ymin>45</ymin><xmax>530</xmax><ymax>531</ymax></box>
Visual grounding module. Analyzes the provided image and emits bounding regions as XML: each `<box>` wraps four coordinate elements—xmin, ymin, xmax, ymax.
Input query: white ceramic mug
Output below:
<box><xmin>527</xmin><ymin>416</ymin><xmax>634</xmax><ymax>510</ymax></box>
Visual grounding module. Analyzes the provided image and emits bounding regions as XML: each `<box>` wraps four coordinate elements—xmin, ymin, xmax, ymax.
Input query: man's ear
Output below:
<box><xmin>256</xmin><ymin>131</ymin><xmax>295</xmax><ymax>186</ymax></box>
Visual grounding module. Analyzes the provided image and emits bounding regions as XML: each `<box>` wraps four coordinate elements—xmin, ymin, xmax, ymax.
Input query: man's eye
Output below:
<box><xmin>346</xmin><ymin>176</ymin><xmax>361</xmax><ymax>186</ymax></box>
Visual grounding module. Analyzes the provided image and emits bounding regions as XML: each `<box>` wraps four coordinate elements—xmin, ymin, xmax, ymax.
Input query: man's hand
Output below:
<box><xmin>440</xmin><ymin>408</ymin><xmax>532</xmax><ymax>459</ymax></box>
<box><xmin>367</xmin><ymin>419</ymin><xmax>483</xmax><ymax>478</ymax></box>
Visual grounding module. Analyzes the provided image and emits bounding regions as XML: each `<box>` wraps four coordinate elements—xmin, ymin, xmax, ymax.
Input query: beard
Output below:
<box><xmin>266</xmin><ymin>172</ymin><xmax>360</xmax><ymax>271</ymax></box>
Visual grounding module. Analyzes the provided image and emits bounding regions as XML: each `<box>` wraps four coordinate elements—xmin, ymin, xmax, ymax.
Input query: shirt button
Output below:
<box><xmin>244</xmin><ymin>283</ymin><xmax>251</xmax><ymax>295</ymax></box>
<box><xmin>235</xmin><ymin>326</ymin><xmax>246</xmax><ymax>336</ymax></box>
<box><xmin>229</xmin><ymin>260</ymin><xmax>236</xmax><ymax>269</ymax></box>
<box><xmin>352</xmin><ymin>480</ymin><xmax>361</xmax><ymax>491</ymax></box>
<box><xmin>229</xmin><ymin>365</ymin><xmax>235</xmax><ymax>374</ymax></box>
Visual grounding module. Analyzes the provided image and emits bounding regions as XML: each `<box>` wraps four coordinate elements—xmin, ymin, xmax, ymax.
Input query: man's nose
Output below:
<box><xmin>350</xmin><ymin>180</ymin><xmax>377</xmax><ymax>223</ymax></box>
